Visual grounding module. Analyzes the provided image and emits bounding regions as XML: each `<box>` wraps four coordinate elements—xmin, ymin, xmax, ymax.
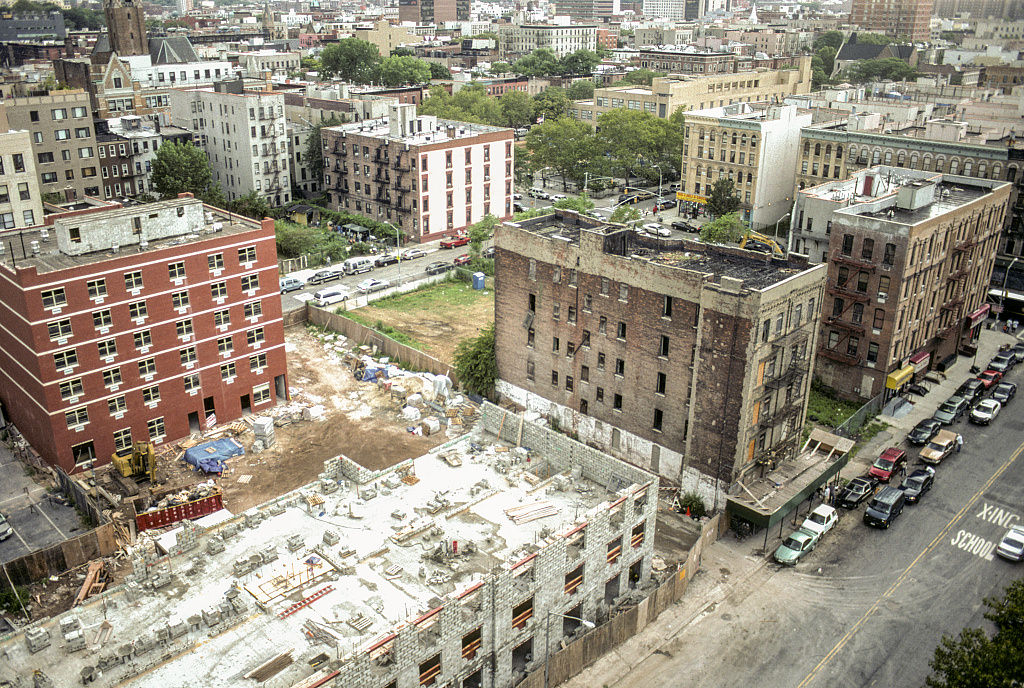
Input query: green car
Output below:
<box><xmin>773</xmin><ymin>528</ymin><xmax>819</xmax><ymax>566</ymax></box>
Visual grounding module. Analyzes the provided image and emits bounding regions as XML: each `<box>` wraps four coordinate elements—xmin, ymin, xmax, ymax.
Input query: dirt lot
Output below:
<box><xmin>348</xmin><ymin>278</ymin><xmax>494</xmax><ymax>364</ymax></box>
<box><xmin>156</xmin><ymin>327</ymin><xmax>446</xmax><ymax>514</ymax></box>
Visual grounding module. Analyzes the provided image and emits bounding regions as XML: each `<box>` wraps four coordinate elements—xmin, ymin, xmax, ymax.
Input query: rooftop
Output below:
<box><xmin>327</xmin><ymin>108</ymin><xmax>509</xmax><ymax>146</ymax></box>
<box><xmin>0</xmin><ymin>197</ymin><xmax>264</xmax><ymax>275</ymax></box>
<box><xmin>0</xmin><ymin>432</ymin><xmax>640</xmax><ymax>688</ymax></box>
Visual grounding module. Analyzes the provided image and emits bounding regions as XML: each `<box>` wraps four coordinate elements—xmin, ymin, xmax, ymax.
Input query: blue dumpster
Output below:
<box><xmin>472</xmin><ymin>272</ymin><xmax>486</xmax><ymax>290</ymax></box>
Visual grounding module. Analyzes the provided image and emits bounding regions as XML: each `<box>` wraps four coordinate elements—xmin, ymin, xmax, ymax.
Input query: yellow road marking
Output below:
<box><xmin>796</xmin><ymin>440</ymin><xmax>1024</xmax><ymax>688</ymax></box>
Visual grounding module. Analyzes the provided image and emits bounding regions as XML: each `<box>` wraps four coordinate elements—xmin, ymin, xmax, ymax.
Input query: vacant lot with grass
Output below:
<box><xmin>340</xmin><ymin>278</ymin><xmax>494</xmax><ymax>364</ymax></box>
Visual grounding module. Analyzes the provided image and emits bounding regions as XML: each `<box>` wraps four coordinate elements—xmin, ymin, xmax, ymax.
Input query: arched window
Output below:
<box><xmin>732</xmin><ymin>132</ymin><xmax>737</xmax><ymax>145</ymax></box>
<box><xmin>803</xmin><ymin>140</ymin><xmax>810</xmax><ymax>154</ymax></box>
<box><xmin>935</xmin><ymin>156</ymin><xmax>945</xmax><ymax>172</ymax></box>
<box><xmin>836</xmin><ymin>145</ymin><xmax>843</xmax><ymax>159</ymax></box>
<box><xmin>799</xmin><ymin>181</ymin><xmax>806</xmax><ymax>190</ymax></box>
<box><xmin>963</xmin><ymin>160</ymin><xmax>973</xmax><ymax>176</ymax></box>
<box><xmin>923</xmin><ymin>154</ymin><xmax>933</xmax><ymax>171</ymax></box>
<box><xmin>750</xmin><ymin>136</ymin><xmax>757</xmax><ymax>147</ymax></box>
<box><xmin>747</xmin><ymin>172</ymin><xmax>752</xmax><ymax>183</ymax></box>
<box><xmin>825</xmin><ymin>144</ymin><xmax>832</xmax><ymax>157</ymax></box>
<box><xmin>814</xmin><ymin>143</ymin><xmax>821</xmax><ymax>156</ymax></box>
<box><xmin>992</xmin><ymin>163</ymin><xmax>1002</xmax><ymax>179</ymax></box>
<box><xmin>1008</xmin><ymin>166</ymin><xmax>1018</xmax><ymax>182</ymax></box>
<box><xmin>884</xmin><ymin>150</ymin><xmax>892</xmax><ymax>164</ymax></box>
<box><xmin>896</xmin><ymin>151</ymin><xmax>905</xmax><ymax>166</ymax></box>
<box><xmin>698</xmin><ymin>128</ymin><xmax>705</xmax><ymax>140</ymax></box>
<box><xmin>741</xmin><ymin>134</ymin><xmax>747</xmax><ymax>146</ymax></box>
<box><xmin>910</xmin><ymin>152</ymin><xmax>919</xmax><ymax>169</ymax></box>
<box><xmin>950</xmin><ymin>159</ymin><xmax>959</xmax><ymax>174</ymax></box>
<box><xmin>872</xmin><ymin>150</ymin><xmax>881</xmax><ymax>164</ymax></box>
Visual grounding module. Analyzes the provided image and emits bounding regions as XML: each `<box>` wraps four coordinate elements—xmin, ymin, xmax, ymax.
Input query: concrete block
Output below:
<box><xmin>25</xmin><ymin>627</ymin><xmax>50</xmax><ymax>653</ymax></box>
<box><xmin>206</xmin><ymin>537</ymin><xmax>226</xmax><ymax>555</ymax></box>
<box><xmin>261</xmin><ymin>545</ymin><xmax>278</xmax><ymax>563</ymax></box>
<box><xmin>201</xmin><ymin>607</ymin><xmax>221</xmax><ymax>627</ymax></box>
<box><xmin>323</xmin><ymin>530</ymin><xmax>340</xmax><ymax>545</ymax></box>
<box><xmin>286</xmin><ymin>534</ymin><xmax>305</xmax><ymax>552</ymax></box>
<box><xmin>59</xmin><ymin>615</ymin><xmax>80</xmax><ymax>635</ymax></box>
<box><xmin>64</xmin><ymin>629</ymin><xmax>86</xmax><ymax>653</ymax></box>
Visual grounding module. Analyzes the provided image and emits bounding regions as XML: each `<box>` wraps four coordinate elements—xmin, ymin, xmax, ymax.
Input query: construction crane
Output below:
<box><xmin>739</xmin><ymin>231</ymin><xmax>785</xmax><ymax>257</ymax></box>
<box><xmin>111</xmin><ymin>441</ymin><xmax>156</xmax><ymax>482</ymax></box>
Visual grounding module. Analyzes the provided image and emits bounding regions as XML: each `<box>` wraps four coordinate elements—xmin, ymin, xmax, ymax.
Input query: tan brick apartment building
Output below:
<box><xmin>322</xmin><ymin>104</ymin><xmax>514</xmax><ymax>243</ymax></box>
<box><xmin>0</xmin><ymin>126</ymin><xmax>43</xmax><ymax>229</ymax></box>
<box><xmin>0</xmin><ymin>196</ymin><xmax>288</xmax><ymax>473</ymax></box>
<box><xmin>792</xmin><ymin>167</ymin><xmax>1009</xmax><ymax>401</ymax></box>
<box><xmin>850</xmin><ymin>0</ymin><xmax>933</xmax><ymax>43</ymax></box>
<box><xmin>494</xmin><ymin>210</ymin><xmax>826</xmax><ymax>507</ymax></box>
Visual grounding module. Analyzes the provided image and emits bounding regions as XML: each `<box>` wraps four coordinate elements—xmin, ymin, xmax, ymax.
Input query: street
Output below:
<box><xmin>564</xmin><ymin>330</ymin><xmax>1024</xmax><ymax>688</ymax></box>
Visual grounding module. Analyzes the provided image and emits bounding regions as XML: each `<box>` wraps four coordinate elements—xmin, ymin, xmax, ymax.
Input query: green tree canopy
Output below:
<box><xmin>320</xmin><ymin>39</ymin><xmax>381</xmax><ymax>84</ymax></box>
<box><xmin>304</xmin><ymin>115</ymin><xmax>342</xmax><ymax>185</ymax></box>
<box><xmin>378</xmin><ymin>55</ymin><xmax>431</xmax><ymax>87</ymax></box>
<box><xmin>926</xmin><ymin>579</ymin><xmax>1024</xmax><ymax>688</ymax></box>
<box><xmin>609</xmin><ymin>205</ymin><xmax>641</xmax><ymax>224</ymax></box>
<box><xmin>532</xmin><ymin>86</ymin><xmax>570</xmax><ymax>121</ymax></box>
<box><xmin>699</xmin><ymin>212</ymin><xmax>745</xmax><ymax>244</ymax></box>
<box><xmin>846</xmin><ymin>58</ymin><xmax>918</xmax><ymax>83</ymax></box>
<box><xmin>499</xmin><ymin>90</ymin><xmax>535</xmax><ymax>129</ymax></box>
<box><xmin>511</xmin><ymin>49</ymin><xmax>560</xmax><ymax>77</ymax></box>
<box><xmin>391</xmin><ymin>47</ymin><xmax>415</xmax><ymax>57</ymax></box>
<box><xmin>525</xmin><ymin>118</ymin><xmax>597</xmax><ymax>191</ymax></box>
<box><xmin>559</xmin><ymin>49</ymin><xmax>601</xmax><ymax>76</ymax></box>
<box><xmin>594</xmin><ymin>109</ymin><xmax>669</xmax><ymax>183</ymax></box>
<box><xmin>454</xmin><ymin>322</ymin><xmax>497</xmax><ymax>399</ymax></box>
<box><xmin>429</xmin><ymin>62</ymin><xmax>451</xmax><ymax>79</ymax></box>
<box><xmin>419</xmin><ymin>83</ymin><xmax>503</xmax><ymax>125</ymax></box>
<box><xmin>613</xmin><ymin>69</ymin><xmax>664</xmax><ymax>86</ymax></box>
<box><xmin>490</xmin><ymin>61</ymin><xmax>513</xmax><ymax>74</ymax></box>
<box><xmin>707</xmin><ymin>178</ymin><xmax>742</xmax><ymax>217</ymax></box>
<box><xmin>553</xmin><ymin>194</ymin><xmax>595</xmax><ymax>213</ymax></box>
<box><xmin>566</xmin><ymin>79</ymin><xmax>595</xmax><ymax>101</ymax></box>
<box><xmin>853</xmin><ymin>32</ymin><xmax>892</xmax><ymax>45</ymax></box>
<box><xmin>228</xmin><ymin>190</ymin><xmax>271</xmax><ymax>220</ymax></box>
<box><xmin>151</xmin><ymin>141</ymin><xmax>216</xmax><ymax>200</ymax></box>
<box><xmin>813</xmin><ymin>30</ymin><xmax>844</xmax><ymax>51</ymax></box>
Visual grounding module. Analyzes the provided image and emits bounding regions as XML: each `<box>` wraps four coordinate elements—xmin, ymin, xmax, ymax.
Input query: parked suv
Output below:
<box><xmin>933</xmin><ymin>395</ymin><xmax>969</xmax><ymax>425</ymax></box>
<box><xmin>863</xmin><ymin>487</ymin><xmax>905</xmax><ymax>528</ymax></box>
<box><xmin>956</xmin><ymin>378</ymin><xmax>986</xmax><ymax>405</ymax></box>
<box><xmin>868</xmin><ymin>447</ymin><xmax>906</xmax><ymax>482</ymax></box>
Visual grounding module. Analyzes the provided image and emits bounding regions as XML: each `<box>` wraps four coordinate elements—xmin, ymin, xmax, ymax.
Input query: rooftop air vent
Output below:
<box><xmin>30</xmin><ymin>241</ymin><xmax>39</xmax><ymax>256</ymax></box>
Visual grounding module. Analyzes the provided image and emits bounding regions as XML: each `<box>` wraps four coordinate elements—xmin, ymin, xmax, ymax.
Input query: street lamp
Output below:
<box><xmin>773</xmin><ymin>211</ymin><xmax>791</xmax><ymax>242</ymax></box>
<box><xmin>383</xmin><ymin>221</ymin><xmax>402</xmax><ymax>285</ymax></box>
<box><xmin>544</xmin><ymin>611</ymin><xmax>595</xmax><ymax>688</ymax></box>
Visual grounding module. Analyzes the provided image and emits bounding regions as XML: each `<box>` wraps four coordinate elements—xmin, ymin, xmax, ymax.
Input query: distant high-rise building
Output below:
<box><xmin>849</xmin><ymin>0</ymin><xmax>933</xmax><ymax>43</ymax></box>
<box><xmin>933</xmin><ymin>0</ymin><xmax>1022</xmax><ymax>19</ymax></box>
<box><xmin>555</xmin><ymin>0</ymin><xmax>619</xmax><ymax>21</ymax></box>
<box><xmin>398</xmin><ymin>0</ymin><xmax>470</xmax><ymax>24</ymax></box>
<box><xmin>104</xmin><ymin>0</ymin><xmax>148</xmax><ymax>56</ymax></box>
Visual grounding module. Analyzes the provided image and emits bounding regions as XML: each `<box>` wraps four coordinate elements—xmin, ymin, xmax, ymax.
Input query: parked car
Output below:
<box><xmin>617</xmin><ymin>193</ymin><xmax>640</xmax><ymax>205</ymax></box>
<box><xmin>773</xmin><ymin>528</ymin><xmax>819</xmax><ymax>566</ymax></box>
<box><xmin>482</xmin><ymin>246</ymin><xmax>495</xmax><ymax>258</ymax></box>
<box><xmin>374</xmin><ymin>253</ymin><xmax>399</xmax><ymax>267</ymax></box>
<box><xmin>933</xmin><ymin>395</ymin><xmax>969</xmax><ymax>425</ymax></box>
<box><xmin>669</xmin><ymin>182</ymin><xmax>682</xmax><ymax>191</ymax></box>
<box><xmin>907</xmin><ymin>418</ymin><xmax>942</xmax><ymax>446</ymax></box>
<box><xmin>512</xmin><ymin>193</ymin><xmax>523</xmax><ymax>200</ymax></box>
<box><xmin>906</xmin><ymin>383</ymin><xmax>929</xmax><ymax>397</ymax></box>
<box><xmin>453</xmin><ymin>253</ymin><xmax>471</xmax><ymax>266</ymax></box>
<box><xmin>279</xmin><ymin>277</ymin><xmax>303</xmax><ymax>293</ymax></box>
<box><xmin>1012</xmin><ymin>342</ymin><xmax>1024</xmax><ymax>363</ymax></box>
<box><xmin>401</xmin><ymin>248</ymin><xmax>427</xmax><ymax>260</ymax></box>
<box><xmin>956</xmin><ymin>379</ymin><xmax>986</xmax><ymax>405</ymax></box>
<box><xmin>863</xmin><ymin>487</ymin><xmax>906</xmax><ymax>529</ymax></box>
<box><xmin>920</xmin><ymin>429</ymin><xmax>958</xmax><ymax>465</ymax></box>
<box><xmin>550</xmin><ymin>193</ymin><xmax>568</xmax><ymax>201</ymax></box>
<box><xmin>672</xmin><ymin>220</ymin><xmax>699</xmax><ymax>233</ymax></box>
<box><xmin>513</xmin><ymin>201</ymin><xmax>527</xmax><ymax>213</ymax></box>
<box><xmin>995</xmin><ymin>525</ymin><xmax>1024</xmax><ymax>562</ymax></box>
<box><xmin>969</xmin><ymin>398</ymin><xmax>1001</xmax><ymax>425</ymax></box>
<box><xmin>657</xmin><ymin>198</ymin><xmax>677</xmax><ymax>209</ymax></box>
<box><xmin>800</xmin><ymin>505</ymin><xmax>839</xmax><ymax>538</ymax></box>
<box><xmin>425</xmin><ymin>261</ymin><xmax>451</xmax><ymax>275</ymax></box>
<box><xmin>868</xmin><ymin>447</ymin><xmax>907</xmax><ymax>482</ymax></box>
<box><xmin>898</xmin><ymin>467</ymin><xmax>935</xmax><ymax>504</ymax></box>
<box><xmin>356</xmin><ymin>278</ymin><xmax>390</xmax><ymax>294</ymax></box>
<box><xmin>837</xmin><ymin>476</ymin><xmax>876</xmax><ymax>509</ymax></box>
<box><xmin>306</xmin><ymin>269</ymin><xmax>343</xmax><ymax>285</ymax></box>
<box><xmin>529</xmin><ymin>188</ymin><xmax>549</xmax><ymax>199</ymax></box>
<box><xmin>988</xmin><ymin>351</ymin><xmax>1015</xmax><ymax>372</ymax></box>
<box><xmin>977</xmin><ymin>369</ymin><xmax>1003</xmax><ymax>389</ymax></box>
<box><xmin>0</xmin><ymin>512</ymin><xmax>12</xmax><ymax>541</ymax></box>
<box><xmin>440</xmin><ymin>234</ymin><xmax>470</xmax><ymax>249</ymax></box>
<box><xmin>992</xmin><ymin>381</ymin><xmax>1017</xmax><ymax>405</ymax></box>
<box><xmin>312</xmin><ymin>287</ymin><xmax>349</xmax><ymax>307</ymax></box>
<box><xmin>642</xmin><ymin>223</ymin><xmax>663</xmax><ymax>234</ymax></box>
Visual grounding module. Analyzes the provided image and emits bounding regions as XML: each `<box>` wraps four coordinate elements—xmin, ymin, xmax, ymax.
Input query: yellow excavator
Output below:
<box><xmin>739</xmin><ymin>231</ymin><xmax>785</xmax><ymax>257</ymax></box>
<box><xmin>111</xmin><ymin>441</ymin><xmax>156</xmax><ymax>482</ymax></box>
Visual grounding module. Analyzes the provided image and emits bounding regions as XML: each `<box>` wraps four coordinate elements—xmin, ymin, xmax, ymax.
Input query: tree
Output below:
<box><xmin>532</xmin><ymin>87</ymin><xmax>570</xmax><ymax>121</ymax></box>
<box><xmin>815</xmin><ymin>45</ymin><xmax>837</xmax><ymax>76</ymax></box>
<box><xmin>391</xmin><ymin>47</ymin><xmax>415</xmax><ymax>57</ymax></box>
<box><xmin>813</xmin><ymin>30</ymin><xmax>844</xmax><ymax>51</ymax></box>
<box><xmin>151</xmin><ymin>141</ymin><xmax>215</xmax><ymax>200</ymax></box>
<box><xmin>594</xmin><ymin>109</ymin><xmax>667</xmax><ymax>184</ymax></box>
<box><xmin>499</xmin><ymin>90</ymin><xmax>535</xmax><ymax>129</ymax></box>
<box><xmin>609</xmin><ymin>205</ymin><xmax>641</xmax><ymax>225</ymax></box>
<box><xmin>559</xmin><ymin>49</ymin><xmax>601</xmax><ymax>76</ymax></box>
<box><xmin>429</xmin><ymin>62</ymin><xmax>451</xmax><ymax>80</ymax></box>
<box><xmin>614</xmin><ymin>69</ymin><xmax>663</xmax><ymax>86</ymax></box>
<box><xmin>854</xmin><ymin>32</ymin><xmax>892</xmax><ymax>45</ymax></box>
<box><xmin>467</xmin><ymin>214</ymin><xmax>499</xmax><ymax>260</ymax></box>
<box><xmin>707</xmin><ymin>178</ymin><xmax>741</xmax><ymax>218</ymax></box>
<box><xmin>511</xmin><ymin>49</ymin><xmax>560</xmax><ymax>77</ymax></box>
<box><xmin>525</xmin><ymin>118</ymin><xmax>597</xmax><ymax>191</ymax></box>
<box><xmin>454</xmin><ymin>322</ymin><xmax>497</xmax><ymax>399</ymax></box>
<box><xmin>491</xmin><ymin>61</ymin><xmax>513</xmax><ymax>74</ymax></box>
<box><xmin>553</xmin><ymin>194</ymin><xmax>595</xmax><ymax>214</ymax></box>
<box><xmin>300</xmin><ymin>55</ymin><xmax>321</xmax><ymax>73</ymax></box>
<box><xmin>304</xmin><ymin>115</ymin><xmax>342</xmax><ymax>186</ymax></box>
<box><xmin>378</xmin><ymin>55</ymin><xmax>431</xmax><ymax>86</ymax></box>
<box><xmin>847</xmin><ymin>58</ymin><xmax>918</xmax><ymax>83</ymax></box>
<box><xmin>419</xmin><ymin>83</ymin><xmax>503</xmax><ymax>126</ymax></box>
<box><xmin>320</xmin><ymin>39</ymin><xmax>381</xmax><ymax>84</ymax></box>
<box><xmin>228</xmin><ymin>190</ymin><xmax>271</xmax><ymax>220</ymax></box>
<box><xmin>566</xmin><ymin>79</ymin><xmax>595</xmax><ymax>101</ymax></box>
<box><xmin>926</xmin><ymin>579</ymin><xmax>1024</xmax><ymax>688</ymax></box>
<box><xmin>699</xmin><ymin>212</ymin><xmax>745</xmax><ymax>245</ymax></box>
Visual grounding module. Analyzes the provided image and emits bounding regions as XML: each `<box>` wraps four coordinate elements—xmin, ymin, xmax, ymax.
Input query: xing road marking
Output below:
<box><xmin>975</xmin><ymin>502</ymin><xmax>1020</xmax><ymax>527</ymax></box>
<box><xmin>796</xmin><ymin>440</ymin><xmax>1023</xmax><ymax>688</ymax></box>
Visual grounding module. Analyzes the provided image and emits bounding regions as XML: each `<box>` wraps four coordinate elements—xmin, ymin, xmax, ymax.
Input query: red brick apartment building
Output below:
<box><xmin>0</xmin><ymin>196</ymin><xmax>288</xmax><ymax>473</ymax></box>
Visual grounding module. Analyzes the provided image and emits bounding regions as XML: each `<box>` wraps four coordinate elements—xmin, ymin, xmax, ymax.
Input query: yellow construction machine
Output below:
<box><xmin>739</xmin><ymin>231</ymin><xmax>785</xmax><ymax>257</ymax></box>
<box><xmin>111</xmin><ymin>441</ymin><xmax>156</xmax><ymax>482</ymax></box>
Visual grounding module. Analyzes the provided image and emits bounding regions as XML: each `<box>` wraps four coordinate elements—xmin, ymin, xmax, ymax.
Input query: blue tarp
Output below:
<box><xmin>360</xmin><ymin>366</ymin><xmax>389</xmax><ymax>382</ymax></box>
<box><xmin>183</xmin><ymin>438</ymin><xmax>244</xmax><ymax>473</ymax></box>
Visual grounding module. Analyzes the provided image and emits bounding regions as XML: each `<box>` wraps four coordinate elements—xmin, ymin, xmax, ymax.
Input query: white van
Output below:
<box><xmin>313</xmin><ymin>287</ymin><xmax>349</xmax><ymax>307</ymax></box>
<box><xmin>342</xmin><ymin>256</ymin><xmax>374</xmax><ymax>275</ymax></box>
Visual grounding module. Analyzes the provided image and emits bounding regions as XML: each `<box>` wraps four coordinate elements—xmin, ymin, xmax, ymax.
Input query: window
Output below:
<box><xmin>617</xmin><ymin>322</ymin><xmax>626</xmax><ymax>340</ymax></box>
<box><xmin>827</xmin><ymin>330</ymin><xmax>839</xmax><ymax>349</ymax></box>
<box><xmin>553</xmin><ymin>266</ymin><xmax>561</xmax><ymax>284</ymax></box>
<box><xmin>217</xmin><ymin>336</ymin><xmax>233</xmax><ymax>354</ymax></box>
<box><xmin>108</xmin><ymin>396</ymin><xmax>127</xmax><ymax>414</ymax></box>
<box><xmin>241</xmin><ymin>274</ymin><xmax>259</xmax><ymax>291</ymax></box>
<box><xmin>211</xmin><ymin>281</ymin><xmax>227</xmax><ymax>299</ymax></box>
<box><xmin>247</xmin><ymin>327</ymin><xmax>265</xmax><ymax>346</ymax></box>
<box><xmin>124</xmin><ymin>271</ymin><xmax>143</xmax><ymax>290</ymax></box>
<box><xmin>553</xmin><ymin>303</ymin><xmax>560</xmax><ymax>320</ymax></box>
<box><xmin>41</xmin><ymin>288</ymin><xmax>67</xmax><ymax>309</ymax></box>
<box><xmin>867</xmin><ymin>342</ymin><xmax>879</xmax><ymax>363</ymax></box>
<box><xmin>861</xmin><ymin>238</ymin><xmax>874</xmax><ymax>260</ymax></box>
<box><xmin>615</xmin><ymin>359</ymin><xmax>625</xmax><ymax>376</ymax></box>
<box><xmin>598</xmin><ymin>316</ymin><xmax>607</xmax><ymax>335</ymax></box>
<box><xmin>597</xmin><ymin>352</ymin><xmax>605</xmax><ymax>370</ymax></box>
<box><xmin>147</xmin><ymin>417</ymin><xmax>165</xmax><ymax>440</ymax></box>
<box><xmin>552</xmin><ymin>336</ymin><xmax>560</xmax><ymax>353</ymax></box>
<box><xmin>184</xmin><ymin>374</ymin><xmax>200</xmax><ymax>392</ymax></box>
<box><xmin>883</xmin><ymin>243</ymin><xmax>896</xmax><ymax>266</ymax></box>
<box><xmin>568</xmin><ymin>306</ymin><xmax>577</xmax><ymax>323</ymax></box>
<box><xmin>53</xmin><ymin>348</ymin><xmax>78</xmax><ymax>370</ymax></box>
<box><xmin>250</xmin><ymin>353</ymin><xmax>267</xmax><ymax>371</ymax></box>
<box><xmin>847</xmin><ymin>336</ymin><xmax>859</xmax><ymax>357</ymax></box>
<box><xmin>102</xmin><ymin>368</ymin><xmax>121</xmax><ymax>387</ymax></box>
<box><xmin>47</xmin><ymin>319</ymin><xmax>72</xmax><ymax>340</ymax></box>
<box><xmin>857</xmin><ymin>272</ymin><xmax>869</xmax><ymax>293</ymax></box>
<box><xmin>142</xmin><ymin>386</ymin><xmax>160</xmax><ymax>404</ymax></box>
<box><xmin>653</xmin><ymin>408</ymin><xmax>663</xmax><ymax>431</ymax></box>
<box><xmin>176</xmin><ymin>319</ymin><xmax>193</xmax><ymax>337</ymax></box>
<box><xmin>841</xmin><ymin>234</ymin><xmax>854</xmax><ymax>256</ymax></box>
<box><xmin>613</xmin><ymin>393</ymin><xmax>623</xmax><ymax>410</ymax></box>
<box><xmin>59</xmin><ymin>378</ymin><xmax>83</xmax><ymax>400</ymax></box>
<box><xmin>600</xmin><ymin>278</ymin><xmax>609</xmax><ymax>295</ymax></box>
<box><xmin>138</xmin><ymin>358</ymin><xmax>156</xmax><ymax>377</ymax></box>
<box><xmin>238</xmin><ymin>246</ymin><xmax>257</xmax><ymax>264</ymax></box>
<box><xmin>851</xmin><ymin>303</ymin><xmax>864</xmax><ymax>324</ymax></box>
<box><xmin>65</xmin><ymin>407</ymin><xmax>88</xmax><ymax>428</ymax></box>
<box><xmin>253</xmin><ymin>383</ymin><xmax>271</xmax><ymax>404</ymax></box>
<box><xmin>180</xmin><ymin>347</ymin><xmax>197</xmax><ymax>365</ymax></box>
<box><xmin>659</xmin><ymin>335</ymin><xmax>669</xmax><ymax>357</ymax></box>
<box><xmin>133</xmin><ymin>329</ymin><xmax>152</xmax><ymax>349</ymax></box>
<box><xmin>244</xmin><ymin>301</ymin><xmax>262</xmax><ymax>319</ymax></box>
<box><xmin>221</xmin><ymin>362</ymin><xmax>236</xmax><ymax>379</ymax></box>
<box><xmin>168</xmin><ymin>262</ymin><xmax>186</xmax><ymax>280</ymax></box>
<box><xmin>663</xmin><ymin>296</ymin><xmax>672</xmax><ymax>318</ymax></box>
<box><xmin>171</xmin><ymin>291</ymin><xmax>189</xmax><ymax>309</ymax></box>
<box><xmin>565</xmin><ymin>375</ymin><xmax>574</xmax><ymax>392</ymax></box>
<box><xmin>877</xmin><ymin>276</ymin><xmax>890</xmax><ymax>300</ymax></box>
<box><xmin>214</xmin><ymin>309</ymin><xmax>230</xmax><ymax>327</ymax></box>
<box><xmin>128</xmin><ymin>301</ymin><xmax>147</xmax><ymax>319</ymax></box>
<box><xmin>51</xmin><ymin>108</ymin><xmax>67</xmax><ymax>120</ymax></box>
<box><xmin>113</xmin><ymin>428</ymin><xmax>132</xmax><ymax>451</ymax></box>
<box><xmin>618</xmin><ymin>284</ymin><xmax>629</xmax><ymax>302</ymax></box>
<box><xmin>551</xmin><ymin>370</ymin><xmax>559</xmax><ymax>386</ymax></box>
<box><xmin>208</xmin><ymin>253</ymin><xmax>224</xmax><ymax>270</ymax></box>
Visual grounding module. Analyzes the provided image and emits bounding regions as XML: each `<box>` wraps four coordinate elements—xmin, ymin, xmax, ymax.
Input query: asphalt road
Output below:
<box><xmin>609</xmin><ymin>368</ymin><xmax>1024</xmax><ymax>687</ymax></box>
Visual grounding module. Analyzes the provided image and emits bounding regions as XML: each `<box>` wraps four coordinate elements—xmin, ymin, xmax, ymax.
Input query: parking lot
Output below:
<box><xmin>0</xmin><ymin>445</ymin><xmax>84</xmax><ymax>565</ymax></box>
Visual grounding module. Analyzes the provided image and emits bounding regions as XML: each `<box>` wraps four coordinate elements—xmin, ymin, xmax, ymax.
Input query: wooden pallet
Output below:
<box><xmin>278</xmin><ymin>585</ymin><xmax>335</xmax><ymax>619</ymax></box>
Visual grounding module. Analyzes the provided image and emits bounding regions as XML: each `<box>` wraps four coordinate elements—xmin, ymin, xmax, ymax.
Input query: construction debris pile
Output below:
<box><xmin>144</xmin><ymin>481</ymin><xmax>219</xmax><ymax>513</ymax></box>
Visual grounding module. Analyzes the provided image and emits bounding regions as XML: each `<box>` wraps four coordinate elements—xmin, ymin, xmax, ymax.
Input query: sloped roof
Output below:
<box><xmin>149</xmin><ymin>36</ymin><xmax>199</xmax><ymax>65</ymax></box>
<box><xmin>836</xmin><ymin>42</ymin><xmax>887</xmax><ymax>62</ymax></box>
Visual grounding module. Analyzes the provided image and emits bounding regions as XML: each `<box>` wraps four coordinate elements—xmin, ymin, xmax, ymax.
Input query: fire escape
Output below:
<box><xmin>820</xmin><ymin>250</ymin><xmax>872</xmax><ymax>365</ymax></box>
<box><xmin>939</xmin><ymin>236</ymin><xmax>974</xmax><ymax>341</ymax></box>
<box><xmin>755</xmin><ymin>329</ymin><xmax>811</xmax><ymax>465</ymax></box>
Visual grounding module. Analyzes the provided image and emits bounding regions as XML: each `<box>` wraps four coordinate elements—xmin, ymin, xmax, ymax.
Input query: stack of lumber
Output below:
<box><xmin>504</xmin><ymin>501</ymin><xmax>559</xmax><ymax>524</ymax></box>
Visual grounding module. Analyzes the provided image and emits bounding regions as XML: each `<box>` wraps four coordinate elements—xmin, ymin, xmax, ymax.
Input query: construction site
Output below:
<box><xmin>0</xmin><ymin>403</ymin><xmax>660</xmax><ymax>688</ymax></box>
